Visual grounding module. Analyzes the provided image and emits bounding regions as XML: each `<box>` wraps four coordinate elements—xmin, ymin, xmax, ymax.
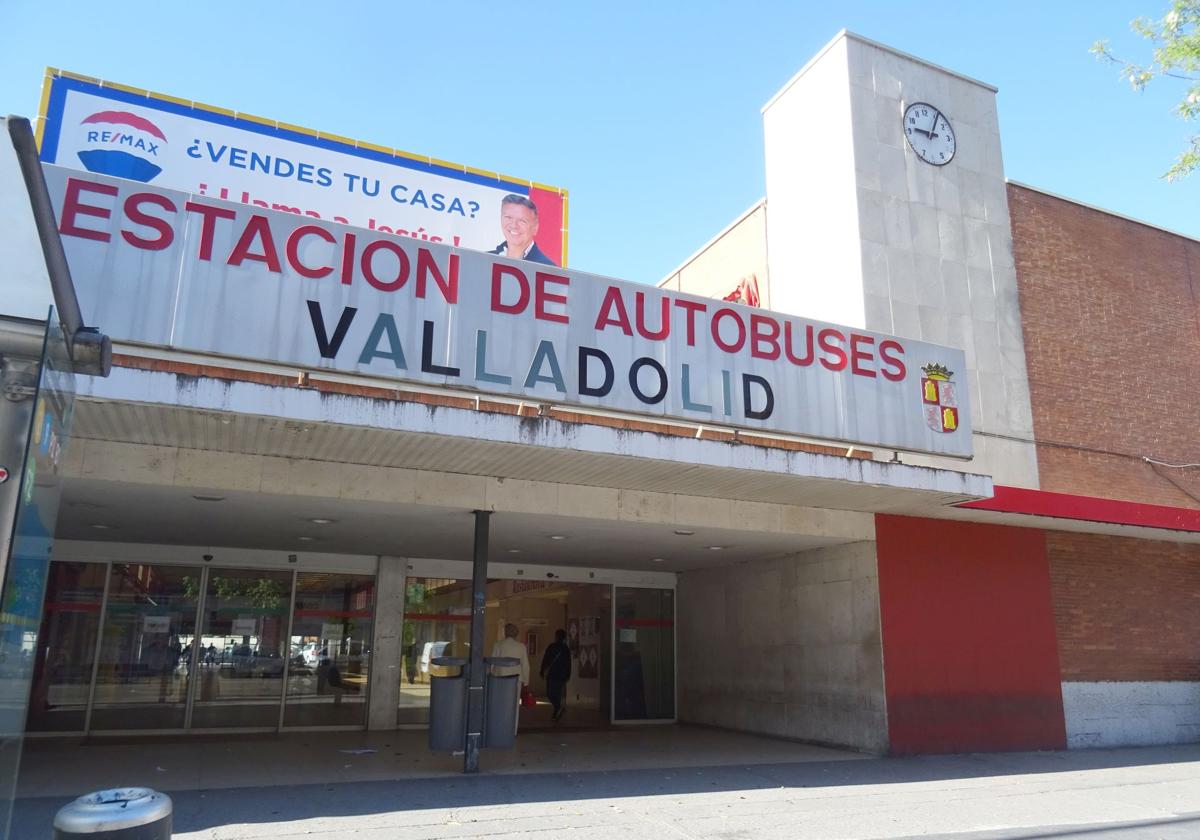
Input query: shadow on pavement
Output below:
<box><xmin>13</xmin><ymin>743</ymin><xmax>1200</xmax><ymax>837</ymax></box>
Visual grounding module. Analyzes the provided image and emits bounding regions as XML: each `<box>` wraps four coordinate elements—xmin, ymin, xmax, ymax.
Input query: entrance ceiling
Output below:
<box><xmin>58</xmin><ymin>478</ymin><xmax>847</xmax><ymax>572</ymax></box>
<box><xmin>67</xmin><ymin>394</ymin><xmax>988</xmax><ymax>513</ymax></box>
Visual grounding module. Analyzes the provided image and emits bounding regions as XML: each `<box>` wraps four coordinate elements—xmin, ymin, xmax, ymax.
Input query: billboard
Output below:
<box><xmin>36</xmin><ymin>69</ymin><xmax>568</xmax><ymax>266</ymax></box>
<box><xmin>45</xmin><ymin>165</ymin><xmax>972</xmax><ymax>458</ymax></box>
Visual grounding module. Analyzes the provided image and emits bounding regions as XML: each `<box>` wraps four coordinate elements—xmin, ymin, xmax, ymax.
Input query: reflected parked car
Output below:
<box><xmin>229</xmin><ymin>645</ymin><xmax>285</xmax><ymax>678</ymax></box>
<box><xmin>301</xmin><ymin>643</ymin><xmax>325</xmax><ymax>667</ymax></box>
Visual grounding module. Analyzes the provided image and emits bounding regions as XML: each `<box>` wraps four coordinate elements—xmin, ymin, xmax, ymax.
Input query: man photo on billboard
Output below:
<box><xmin>489</xmin><ymin>194</ymin><xmax>556</xmax><ymax>266</ymax></box>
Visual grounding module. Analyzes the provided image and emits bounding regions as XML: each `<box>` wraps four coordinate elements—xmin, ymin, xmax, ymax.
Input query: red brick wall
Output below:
<box><xmin>876</xmin><ymin>515</ymin><xmax>1066</xmax><ymax>754</ymax></box>
<box><xmin>1048</xmin><ymin>531</ymin><xmax>1200</xmax><ymax>681</ymax></box>
<box><xmin>1008</xmin><ymin>184</ymin><xmax>1200</xmax><ymax>508</ymax></box>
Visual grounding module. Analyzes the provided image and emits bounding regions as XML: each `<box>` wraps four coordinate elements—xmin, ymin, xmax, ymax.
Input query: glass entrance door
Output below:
<box><xmin>190</xmin><ymin>568</ymin><xmax>292</xmax><ymax>729</ymax></box>
<box><xmin>90</xmin><ymin>563</ymin><xmax>200</xmax><ymax>730</ymax></box>
<box><xmin>613</xmin><ymin>587</ymin><xmax>675</xmax><ymax>722</ymax></box>
<box><xmin>284</xmin><ymin>572</ymin><xmax>374</xmax><ymax>727</ymax></box>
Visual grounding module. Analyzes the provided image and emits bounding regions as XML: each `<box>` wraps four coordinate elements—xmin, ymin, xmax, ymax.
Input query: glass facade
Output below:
<box><xmin>27</xmin><ymin>562</ymin><xmax>382</xmax><ymax>733</ymax></box>
<box><xmin>23</xmin><ymin>561</ymin><xmax>676</xmax><ymax>733</ymax></box>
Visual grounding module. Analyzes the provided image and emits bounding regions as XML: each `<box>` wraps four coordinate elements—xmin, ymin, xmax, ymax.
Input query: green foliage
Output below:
<box><xmin>181</xmin><ymin>575</ymin><xmax>201</xmax><ymax>603</ymax></box>
<box><xmin>1093</xmin><ymin>1</ymin><xmax>1200</xmax><ymax>180</ymax></box>
<box><xmin>212</xmin><ymin>576</ymin><xmax>287</xmax><ymax>610</ymax></box>
<box><xmin>180</xmin><ymin>575</ymin><xmax>287</xmax><ymax>610</ymax></box>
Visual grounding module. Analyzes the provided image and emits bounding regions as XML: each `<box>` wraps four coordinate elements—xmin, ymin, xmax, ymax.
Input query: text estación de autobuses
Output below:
<box><xmin>56</xmin><ymin>175</ymin><xmax>914</xmax><ymax>423</ymax></box>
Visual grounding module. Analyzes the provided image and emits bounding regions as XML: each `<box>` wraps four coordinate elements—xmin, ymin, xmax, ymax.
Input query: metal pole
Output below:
<box><xmin>81</xmin><ymin>561</ymin><xmax>112</xmax><ymax>734</ymax></box>
<box><xmin>183</xmin><ymin>566</ymin><xmax>209</xmax><ymax>731</ymax></box>
<box><xmin>276</xmin><ymin>568</ymin><xmax>299</xmax><ymax>732</ymax></box>
<box><xmin>463</xmin><ymin>510</ymin><xmax>491</xmax><ymax>773</ymax></box>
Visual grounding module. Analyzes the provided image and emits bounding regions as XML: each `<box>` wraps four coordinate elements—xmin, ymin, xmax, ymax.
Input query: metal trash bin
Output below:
<box><xmin>53</xmin><ymin>787</ymin><xmax>172</xmax><ymax>839</ymax></box>
<box><xmin>428</xmin><ymin>655</ymin><xmax>468</xmax><ymax>751</ymax></box>
<box><xmin>483</xmin><ymin>655</ymin><xmax>520</xmax><ymax>748</ymax></box>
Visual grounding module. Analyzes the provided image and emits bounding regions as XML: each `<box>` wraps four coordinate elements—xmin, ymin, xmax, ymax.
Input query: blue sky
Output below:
<box><xmin>2</xmin><ymin>1</ymin><xmax>1194</xmax><ymax>284</ymax></box>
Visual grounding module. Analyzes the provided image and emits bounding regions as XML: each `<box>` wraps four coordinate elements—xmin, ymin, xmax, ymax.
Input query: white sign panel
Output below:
<box><xmin>46</xmin><ymin>166</ymin><xmax>973</xmax><ymax>458</ymax></box>
<box><xmin>230</xmin><ymin>618</ymin><xmax>257</xmax><ymax>637</ymax></box>
<box><xmin>39</xmin><ymin>71</ymin><xmax>567</xmax><ymax>266</ymax></box>
<box><xmin>142</xmin><ymin>615</ymin><xmax>170</xmax><ymax>634</ymax></box>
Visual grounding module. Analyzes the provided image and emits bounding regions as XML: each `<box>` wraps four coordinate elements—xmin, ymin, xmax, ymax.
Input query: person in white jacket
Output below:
<box><xmin>490</xmin><ymin>623</ymin><xmax>529</xmax><ymax>734</ymax></box>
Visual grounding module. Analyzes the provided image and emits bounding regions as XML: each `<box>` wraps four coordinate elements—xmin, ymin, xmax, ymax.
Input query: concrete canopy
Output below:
<box><xmin>52</xmin><ymin>362</ymin><xmax>995</xmax><ymax>570</ymax></box>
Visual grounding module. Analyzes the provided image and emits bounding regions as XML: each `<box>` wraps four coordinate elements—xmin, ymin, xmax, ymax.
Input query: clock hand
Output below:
<box><xmin>929</xmin><ymin>109</ymin><xmax>941</xmax><ymax>139</ymax></box>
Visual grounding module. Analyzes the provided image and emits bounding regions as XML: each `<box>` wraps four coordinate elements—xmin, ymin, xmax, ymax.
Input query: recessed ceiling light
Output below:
<box><xmin>306</xmin><ymin>518</ymin><xmax>336</xmax><ymax>525</ymax></box>
<box><xmin>90</xmin><ymin>523</ymin><xmax>113</xmax><ymax>530</ymax></box>
<box><xmin>548</xmin><ymin>535</ymin><xmax>567</xmax><ymax>541</ymax></box>
<box><xmin>507</xmin><ymin>548</ymin><xmax>522</xmax><ymax>554</ymax></box>
<box><xmin>297</xmin><ymin>536</ymin><xmax>316</xmax><ymax>542</ymax></box>
<box><xmin>673</xmin><ymin>529</ymin><xmax>695</xmax><ymax>536</ymax></box>
<box><xmin>650</xmin><ymin>557</ymin><xmax>666</xmax><ymax>563</ymax></box>
<box><xmin>192</xmin><ymin>495</ymin><xmax>225</xmax><ymax>502</ymax></box>
<box><xmin>707</xmin><ymin>545</ymin><xmax>725</xmax><ymax>551</ymax></box>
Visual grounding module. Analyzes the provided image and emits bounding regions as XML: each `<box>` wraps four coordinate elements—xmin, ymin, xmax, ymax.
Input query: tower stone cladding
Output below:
<box><xmin>762</xmin><ymin>32</ymin><xmax>1037</xmax><ymax>487</ymax></box>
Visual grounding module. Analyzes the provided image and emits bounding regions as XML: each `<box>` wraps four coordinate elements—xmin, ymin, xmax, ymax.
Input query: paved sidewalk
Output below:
<box><xmin>13</xmin><ymin>740</ymin><xmax>1200</xmax><ymax>838</ymax></box>
<box><xmin>16</xmin><ymin>726</ymin><xmax>863</xmax><ymax>797</ymax></box>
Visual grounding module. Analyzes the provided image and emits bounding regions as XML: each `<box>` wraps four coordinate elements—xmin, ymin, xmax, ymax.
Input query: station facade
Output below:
<box><xmin>8</xmin><ymin>31</ymin><xmax>1199</xmax><ymax>760</ymax></box>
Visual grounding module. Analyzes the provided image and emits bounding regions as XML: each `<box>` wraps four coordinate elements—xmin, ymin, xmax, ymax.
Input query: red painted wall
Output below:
<box><xmin>876</xmin><ymin>515</ymin><xmax>1066</xmax><ymax>754</ymax></box>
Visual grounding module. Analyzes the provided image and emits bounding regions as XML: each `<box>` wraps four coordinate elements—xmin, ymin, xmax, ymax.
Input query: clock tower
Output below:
<box><xmin>761</xmin><ymin>31</ymin><xmax>1037</xmax><ymax>486</ymax></box>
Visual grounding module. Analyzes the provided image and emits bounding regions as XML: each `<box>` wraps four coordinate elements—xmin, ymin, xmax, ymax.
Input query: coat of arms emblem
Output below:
<box><xmin>921</xmin><ymin>363</ymin><xmax>959</xmax><ymax>433</ymax></box>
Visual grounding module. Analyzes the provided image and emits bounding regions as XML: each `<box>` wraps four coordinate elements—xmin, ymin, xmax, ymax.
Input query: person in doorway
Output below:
<box><xmin>487</xmin><ymin>194</ymin><xmax>557</xmax><ymax>266</ymax></box>
<box><xmin>490</xmin><ymin>623</ymin><xmax>529</xmax><ymax>734</ymax></box>
<box><xmin>317</xmin><ymin>653</ymin><xmax>359</xmax><ymax>705</ymax></box>
<box><xmin>404</xmin><ymin>640</ymin><xmax>420</xmax><ymax>685</ymax></box>
<box><xmin>540</xmin><ymin>628</ymin><xmax>572</xmax><ymax>722</ymax></box>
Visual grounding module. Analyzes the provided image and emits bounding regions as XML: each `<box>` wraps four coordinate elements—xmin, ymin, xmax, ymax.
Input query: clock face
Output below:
<box><xmin>903</xmin><ymin>102</ymin><xmax>955</xmax><ymax>166</ymax></box>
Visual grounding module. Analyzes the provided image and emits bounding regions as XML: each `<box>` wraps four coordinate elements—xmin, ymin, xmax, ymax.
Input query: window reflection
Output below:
<box><xmin>27</xmin><ymin>562</ymin><xmax>106</xmax><ymax>732</ymax></box>
<box><xmin>89</xmin><ymin>564</ymin><xmax>200</xmax><ymax>731</ymax></box>
<box><xmin>284</xmin><ymin>572</ymin><xmax>374</xmax><ymax>727</ymax></box>
<box><xmin>191</xmin><ymin>568</ymin><xmax>291</xmax><ymax>729</ymax></box>
<box><xmin>614</xmin><ymin>587</ymin><xmax>675</xmax><ymax>721</ymax></box>
<box><xmin>398</xmin><ymin>578</ymin><xmax>472</xmax><ymax>725</ymax></box>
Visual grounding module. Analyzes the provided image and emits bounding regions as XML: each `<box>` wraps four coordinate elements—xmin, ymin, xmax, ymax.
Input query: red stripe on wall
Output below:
<box><xmin>959</xmin><ymin>485</ymin><xmax>1200</xmax><ymax>532</ymax></box>
<box><xmin>292</xmin><ymin>609</ymin><xmax>372</xmax><ymax>618</ymax></box>
<box><xmin>876</xmin><ymin>514</ymin><xmax>1066</xmax><ymax>754</ymax></box>
<box><xmin>615</xmin><ymin>619</ymin><xmax>674</xmax><ymax>628</ymax></box>
<box><xmin>404</xmin><ymin>613</ymin><xmax>471</xmax><ymax>622</ymax></box>
<box><xmin>44</xmin><ymin>601</ymin><xmax>101</xmax><ymax>613</ymax></box>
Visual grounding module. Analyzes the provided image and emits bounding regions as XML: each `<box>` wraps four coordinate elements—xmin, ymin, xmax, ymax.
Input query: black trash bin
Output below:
<box><xmin>483</xmin><ymin>655</ymin><xmax>520</xmax><ymax>749</ymax></box>
<box><xmin>427</xmin><ymin>655</ymin><xmax>468</xmax><ymax>751</ymax></box>
<box><xmin>53</xmin><ymin>788</ymin><xmax>172</xmax><ymax>839</ymax></box>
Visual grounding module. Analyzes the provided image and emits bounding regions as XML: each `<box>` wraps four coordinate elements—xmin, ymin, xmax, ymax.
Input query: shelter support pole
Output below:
<box><xmin>464</xmin><ymin>509</ymin><xmax>491</xmax><ymax>773</ymax></box>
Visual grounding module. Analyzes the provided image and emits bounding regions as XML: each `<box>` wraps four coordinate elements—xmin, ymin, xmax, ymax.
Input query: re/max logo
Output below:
<box><xmin>85</xmin><ymin>131</ymin><xmax>160</xmax><ymax>155</ymax></box>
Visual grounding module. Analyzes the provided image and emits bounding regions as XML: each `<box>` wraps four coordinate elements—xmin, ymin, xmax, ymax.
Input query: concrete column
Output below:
<box><xmin>368</xmin><ymin>555</ymin><xmax>408</xmax><ymax>731</ymax></box>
